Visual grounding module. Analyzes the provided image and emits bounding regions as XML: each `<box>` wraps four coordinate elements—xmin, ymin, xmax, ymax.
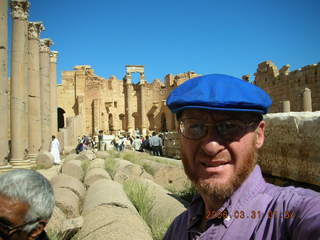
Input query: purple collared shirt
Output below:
<box><xmin>164</xmin><ymin>165</ymin><xmax>320</xmax><ymax>240</ymax></box>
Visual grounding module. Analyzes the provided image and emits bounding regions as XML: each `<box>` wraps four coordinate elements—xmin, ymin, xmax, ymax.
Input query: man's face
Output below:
<box><xmin>179</xmin><ymin>109</ymin><xmax>265</xmax><ymax>201</ymax></box>
<box><xmin>0</xmin><ymin>194</ymin><xmax>30</xmax><ymax>240</ymax></box>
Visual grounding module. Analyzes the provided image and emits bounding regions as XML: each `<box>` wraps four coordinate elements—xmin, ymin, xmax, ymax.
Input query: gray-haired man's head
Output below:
<box><xmin>0</xmin><ymin>169</ymin><xmax>55</xmax><ymax>240</ymax></box>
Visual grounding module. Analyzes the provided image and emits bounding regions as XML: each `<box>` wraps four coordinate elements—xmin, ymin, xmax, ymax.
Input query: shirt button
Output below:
<box><xmin>225</xmin><ymin>215</ymin><xmax>231</xmax><ymax>221</ymax></box>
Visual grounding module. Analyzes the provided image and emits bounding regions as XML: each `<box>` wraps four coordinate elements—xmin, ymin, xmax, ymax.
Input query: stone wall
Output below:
<box><xmin>260</xmin><ymin>111</ymin><xmax>320</xmax><ymax>187</ymax></box>
<box><xmin>163</xmin><ymin>112</ymin><xmax>320</xmax><ymax>187</ymax></box>
<box><xmin>254</xmin><ymin>61</ymin><xmax>320</xmax><ymax>112</ymax></box>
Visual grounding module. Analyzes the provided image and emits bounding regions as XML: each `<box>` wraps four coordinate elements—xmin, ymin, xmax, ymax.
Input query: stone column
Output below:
<box><xmin>40</xmin><ymin>38</ymin><xmax>53</xmax><ymax>152</ymax></box>
<box><xmin>302</xmin><ymin>88</ymin><xmax>312</xmax><ymax>112</ymax></box>
<box><xmin>139</xmin><ymin>84</ymin><xmax>147</xmax><ymax>136</ymax></box>
<box><xmin>23</xmin><ymin>14</ymin><xmax>29</xmax><ymax>155</ymax></box>
<box><xmin>0</xmin><ymin>0</ymin><xmax>11</xmax><ymax>170</ymax></box>
<box><xmin>280</xmin><ymin>100</ymin><xmax>290</xmax><ymax>113</ymax></box>
<box><xmin>27</xmin><ymin>21</ymin><xmax>44</xmax><ymax>163</ymax></box>
<box><xmin>92</xmin><ymin>99</ymin><xmax>101</xmax><ymax>134</ymax></box>
<box><xmin>124</xmin><ymin>73</ymin><xmax>134</xmax><ymax>134</ymax></box>
<box><xmin>10</xmin><ymin>0</ymin><xmax>31</xmax><ymax>168</ymax></box>
<box><xmin>50</xmin><ymin>50</ymin><xmax>58</xmax><ymax>136</ymax></box>
<box><xmin>139</xmin><ymin>72</ymin><xmax>146</xmax><ymax>84</ymax></box>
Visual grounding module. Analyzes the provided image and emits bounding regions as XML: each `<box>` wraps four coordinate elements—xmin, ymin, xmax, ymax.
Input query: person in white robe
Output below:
<box><xmin>50</xmin><ymin>135</ymin><xmax>61</xmax><ymax>165</ymax></box>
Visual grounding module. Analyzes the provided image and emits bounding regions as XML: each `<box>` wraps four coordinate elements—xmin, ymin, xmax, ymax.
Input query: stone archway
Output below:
<box><xmin>124</xmin><ymin>65</ymin><xmax>146</xmax><ymax>84</ymax></box>
<box><xmin>58</xmin><ymin>107</ymin><xmax>66</xmax><ymax>129</ymax></box>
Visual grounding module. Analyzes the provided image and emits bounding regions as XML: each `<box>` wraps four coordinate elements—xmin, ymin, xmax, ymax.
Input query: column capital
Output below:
<box><xmin>28</xmin><ymin>21</ymin><xmax>45</xmax><ymax>40</ymax></box>
<box><xmin>49</xmin><ymin>51</ymin><xmax>58</xmax><ymax>63</ymax></box>
<box><xmin>40</xmin><ymin>38</ymin><xmax>53</xmax><ymax>53</ymax></box>
<box><xmin>10</xmin><ymin>0</ymin><xmax>30</xmax><ymax>20</ymax></box>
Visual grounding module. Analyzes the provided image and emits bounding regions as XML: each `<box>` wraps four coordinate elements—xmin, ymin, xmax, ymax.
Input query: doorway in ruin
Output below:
<box><xmin>108</xmin><ymin>113</ymin><xmax>114</xmax><ymax>132</ymax></box>
<box><xmin>119</xmin><ymin>114</ymin><xmax>125</xmax><ymax>131</ymax></box>
<box><xmin>160</xmin><ymin>113</ymin><xmax>167</xmax><ymax>132</ymax></box>
<box><xmin>58</xmin><ymin>107</ymin><xmax>66</xmax><ymax>129</ymax></box>
<box><xmin>133</xmin><ymin>112</ymin><xmax>139</xmax><ymax>130</ymax></box>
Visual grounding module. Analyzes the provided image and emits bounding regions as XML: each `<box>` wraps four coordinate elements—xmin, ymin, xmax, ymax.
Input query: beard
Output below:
<box><xmin>181</xmin><ymin>141</ymin><xmax>258</xmax><ymax>202</ymax></box>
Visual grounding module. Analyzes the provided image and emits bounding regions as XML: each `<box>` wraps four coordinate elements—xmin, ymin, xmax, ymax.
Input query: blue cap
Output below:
<box><xmin>167</xmin><ymin>74</ymin><xmax>272</xmax><ymax>114</ymax></box>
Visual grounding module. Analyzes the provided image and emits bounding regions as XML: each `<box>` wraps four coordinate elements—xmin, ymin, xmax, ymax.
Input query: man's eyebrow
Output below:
<box><xmin>0</xmin><ymin>217</ymin><xmax>14</xmax><ymax>227</ymax></box>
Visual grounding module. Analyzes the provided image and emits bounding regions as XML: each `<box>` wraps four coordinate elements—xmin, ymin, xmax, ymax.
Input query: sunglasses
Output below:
<box><xmin>0</xmin><ymin>218</ymin><xmax>40</xmax><ymax>239</ymax></box>
<box><xmin>179</xmin><ymin>118</ymin><xmax>259</xmax><ymax>141</ymax></box>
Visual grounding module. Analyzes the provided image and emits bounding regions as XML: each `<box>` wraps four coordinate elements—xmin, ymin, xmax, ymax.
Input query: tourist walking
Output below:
<box><xmin>149</xmin><ymin>132</ymin><xmax>162</xmax><ymax>156</ymax></box>
<box><xmin>132</xmin><ymin>136</ymin><xmax>143</xmax><ymax>152</ymax></box>
<box><xmin>50</xmin><ymin>135</ymin><xmax>61</xmax><ymax>165</ymax></box>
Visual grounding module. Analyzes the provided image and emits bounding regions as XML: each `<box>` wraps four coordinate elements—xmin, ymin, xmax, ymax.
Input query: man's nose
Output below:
<box><xmin>201</xmin><ymin>134</ymin><xmax>226</xmax><ymax>156</ymax></box>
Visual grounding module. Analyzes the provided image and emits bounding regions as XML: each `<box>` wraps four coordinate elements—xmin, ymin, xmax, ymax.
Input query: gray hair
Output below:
<box><xmin>0</xmin><ymin>169</ymin><xmax>55</xmax><ymax>233</ymax></box>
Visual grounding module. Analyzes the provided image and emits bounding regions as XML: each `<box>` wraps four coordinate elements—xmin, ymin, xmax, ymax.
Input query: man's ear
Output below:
<box><xmin>255</xmin><ymin>121</ymin><xmax>265</xmax><ymax>149</ymax></box>
<box><xmin>27</xmin><ymin>220</ymin><xmax>47</xmax><ymax>240</ymax></box>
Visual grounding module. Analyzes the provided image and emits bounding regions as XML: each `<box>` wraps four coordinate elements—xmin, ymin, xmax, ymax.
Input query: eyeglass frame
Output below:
<box><xmin>0</xmin><ymin>218</ymin><xmax>41</xmax><ymax>238</ymax></box>
<box><xmin>178</xmin><ymin>117</ymin><xmax>261</xmax><ymax>142</ymax></box>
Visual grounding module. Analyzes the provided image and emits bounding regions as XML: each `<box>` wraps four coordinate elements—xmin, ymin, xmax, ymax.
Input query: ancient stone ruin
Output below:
<box><xmin>42</xmin><ymin>150</ymin><xmax>189</xmax><ymax>240</ymax></box>
<box><xmin>254</xmin><ymin>61</ymin><xmax>320</xmax><ymax>112</ymax></box>
<box><xmin>0</xmin><ymin>0</ymin><xmax>59</xmax><ymax>171</ymax></box>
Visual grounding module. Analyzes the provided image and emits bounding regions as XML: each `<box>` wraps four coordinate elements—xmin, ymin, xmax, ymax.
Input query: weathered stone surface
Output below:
<box><xmin>36</xmin><ymin>165</ymin><xmax>61</xmax><ymax>181</ymax></box>
<box><xmin>63</xmin><ymin>146</ymin><xmax>76</xmax><ymax>155</ymax></box>
<box><xmin>77</xmin><ymin>205</ymin><xmax>152</xmax><ymax>240</ymax></box>
<box><xmin>63</xmin><ymin>153</ymin><xmax>78</xmax><ymax>162</ymax></box>
<box><xmin>46</xmin><ymin>208</ymin><xmax>83</xmax><ymax>237</ymax></box>
<box><xmin>259</xmin><ymin>112</ymin><xmax>320</xmax><ymax>186</ymax></box>
<box><xmin>87</xmin><ymin>158</ymin><xmax>105</xmax><ymax>170</ymax></box>
<box><xmin>61</xmin><ymin>160</ymin><xmax>84</xmax><ymax>181</ymax></box>
<box><xmin>82</xmin><ymin>179</ymin><xmax>137</xmax><ymax>215</ymax></box>
<box><xmin>136</xmin><ymin>178</ymin><xmax>187</xmax><ymax>224</ymax></box>
<box><xmin>84</xmin><ymin>168</ymin><xmax>111</xmax><ymax>187</ymax></box>
<box><xmin>95</xmin><ymin>151</ymin><xmax>110</xmax><ymax>159</ymax></box>
<box><xmin>35</xmin><ymin>152</ymin><xmax>54</xmax><ymax>169</ymax></box>
<box><xmin>51</xmin><ymin>174</ymin><xmax>86</xmax><ymax>200</ymax></box>
<box><xmin>114</xmin><ymin>159</ymin><xmax>153</xmax><ymax>184</ymax></box>
<box><xmin>130</xmin><ymin>158</ymin><xmax>187</xmax><ymax>191</ymax></box>
<box><xmin>163</xmin><ymin>131</ymin><xmax>182</xmax><ymax>159</ymax></box>
<box><xmin>54</xmin><ymin>187</ymin><xmax>80</xmax><ymax>218</ymax></box>
<box><xmin>61</xmin><ymin>216</ymin><xmax>83</xmax><ymax>239</ymax></box>
<box><xmin>153</xmin><ymin>165</ymin><xmax>189</xmax><ymax>192</ymax></box>
<box><xmin>45</xmin><ymin>206</ymin><xmax>66</xmax><ymax>233</ymax></box>
<box><xmin>75</xmin><ymin>150</ymin><xmax>95</xmax><ymax>161</ymax></box>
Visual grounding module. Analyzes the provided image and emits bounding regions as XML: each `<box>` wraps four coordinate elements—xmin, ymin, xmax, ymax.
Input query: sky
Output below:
<box><xmin>8</xmin><ymin>0</ymin><xmax>320</xmax><ymax>84</ymax></box>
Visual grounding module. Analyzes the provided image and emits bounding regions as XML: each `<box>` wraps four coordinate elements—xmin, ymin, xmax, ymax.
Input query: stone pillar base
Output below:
<box><xmin>0</xmin><ymin>164</ymin><xmax>13</xmax><ymax>173</ymax></box>
<box><xmin>27</xmin><ymin>153</ymin><xmax>37</xmax><ymax>164</ymax></box>
<box><xmin>10</xmin><ymin>159</ymin><xmax>32</xmax><ymax>169</ymax></box>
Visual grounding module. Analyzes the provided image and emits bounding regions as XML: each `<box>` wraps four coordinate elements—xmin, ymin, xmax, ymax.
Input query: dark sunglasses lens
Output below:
<box><xmin>216</xmin><ymin>121</ymin><xmax>243</xmax><ymax>141</ymax></box>
<box><xmin>184</xmin><ymin>122</ymin><xmax>207</xmax><ymax>139</ymax></box>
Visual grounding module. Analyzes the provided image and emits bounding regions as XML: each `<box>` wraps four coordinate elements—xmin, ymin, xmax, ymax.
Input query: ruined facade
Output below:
<box><xmin>58</xmin><ymin>61</ymin><xmax>319</xmax><ymax>137</ymax></box>
<box><xmin>57</xmin><ymin>65</ymin><xmax>199</xmax><ymax>136</ymax></box>
<box><xmin>254</xmin><ymin>61</ymin><xmax>320</xmax><ymax>112</ymax></box>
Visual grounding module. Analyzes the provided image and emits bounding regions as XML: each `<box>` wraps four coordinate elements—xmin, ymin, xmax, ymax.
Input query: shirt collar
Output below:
<box><xmin>229</xmin><ymin>165</ymin><xmax>266</xmax><ymax>209</ymax></box>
